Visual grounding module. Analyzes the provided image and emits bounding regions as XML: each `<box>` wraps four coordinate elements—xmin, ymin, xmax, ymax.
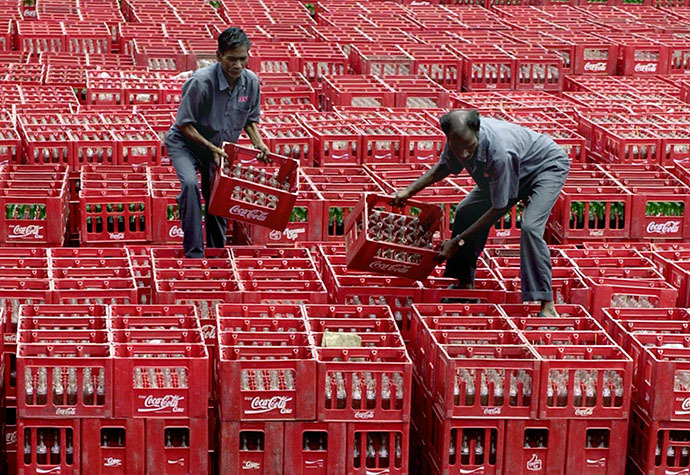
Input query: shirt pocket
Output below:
<box><xmin>230</xmin><ymin>102</ymin><xmax>251</xmax><ymax>132</ymax></box>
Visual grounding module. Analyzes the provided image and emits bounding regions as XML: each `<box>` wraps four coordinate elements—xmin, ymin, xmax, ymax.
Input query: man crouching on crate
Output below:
<box><xmin>165</xmin><ymin>27</ymin><xmax>270</xmax><ymax>258</ymax></box>
<box><xmin>391</xmin><ymin>110</ymin><xmax>569</xmax><ymax>318</ymax></box>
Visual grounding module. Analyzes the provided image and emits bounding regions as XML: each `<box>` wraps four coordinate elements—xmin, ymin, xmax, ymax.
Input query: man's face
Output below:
<box><xmin>217</xmin><ymin>45</ymin><xmax>249</xmax><ymax>82</ymax></box>
<box><xmin>447</xmin><ymin>128</ymin><xmax>479</xmax><ymax>161</ymax></box>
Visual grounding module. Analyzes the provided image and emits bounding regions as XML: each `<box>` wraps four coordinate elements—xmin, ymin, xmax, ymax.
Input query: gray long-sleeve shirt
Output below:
<box><xmin>439</xmin><ymin>117</ymin><xmax>567</xmax><ymax>209</ymax></box>
<box><xmin>164</xmin><ymin>63</ymin><xmax>261</xmax><ymax>154</ymax></box>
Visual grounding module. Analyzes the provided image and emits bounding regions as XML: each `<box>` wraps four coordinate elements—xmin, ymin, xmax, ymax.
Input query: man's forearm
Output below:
<box><xmin>244</xmin><ymin>122</ymin><xmax>265</xmax><ymax>148</ymax></box>
<box><xmin>177</xmin><ymin>124</ymin><xmax>215</xmax><ymax>150</ymax></box>
<box><xmin>458</xmin><ymin>206</ymin><xmax>509</xmax><ymax>242</ymax></box>
<box><xmin>404</xmin><ymin>163</ymin><xmax>450</xmax><ymax>197</ymax></box>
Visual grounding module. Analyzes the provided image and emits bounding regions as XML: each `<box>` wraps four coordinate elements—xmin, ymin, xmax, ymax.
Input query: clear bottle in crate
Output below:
<box><xmin>52</xmin><ymin>367</ymin><xmax>64</xmax><ymax>406</ymax></box>
<box><xmin>36</xmin><ymin>431</ymin><xmax>47</xmax><ymax>465</ymax></box>
<box><xmin>36</xmin><ymin>368</ymin><xmax>48</xmax><ymax>406</ymax></box>
<box><xmin>50</xmin><ymin>431</ymin><xmax>60</xmax><ymax>465</ymax></box>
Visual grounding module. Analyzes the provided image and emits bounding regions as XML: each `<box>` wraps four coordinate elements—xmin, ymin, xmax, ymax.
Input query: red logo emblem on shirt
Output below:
<box><xmin>238</xmin><ymin>95</ymin><xmax>248</xmax><ymax>103</ymax></box>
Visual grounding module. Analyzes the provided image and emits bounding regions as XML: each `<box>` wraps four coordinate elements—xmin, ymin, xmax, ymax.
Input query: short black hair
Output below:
<box><xmin>439</xmin><ymin>109</ymin><xmax>481</xmax><ymax>136</ymax></box>
<box><xmin>218</xmin><ymin>27</ymin><xmax>251</xmax><ymax>53</ymax></box>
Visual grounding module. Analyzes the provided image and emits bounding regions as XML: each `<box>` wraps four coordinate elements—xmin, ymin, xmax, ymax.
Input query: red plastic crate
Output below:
<box><xmin>304</xmin><ymin>122</ymin><xmax>362</xmax><ymax>166</ymax></box>
<box><xmin>565</xmin><ymin>418</ymin><xmax>628</xmax><ymax>475</ymax></box>
<box><xmin>208</xmin><ymin>144</ymin><xmax>299</xmax><ymax>231</ymax></box>
<box><xmin>397</xmin><ymin>124</ymin><xmax>445</xmax><ymax>164</ymax></box>
<box><xmin>0</xmin><ymin>280</ymin><xmax>51</xmax><ymax>346</ymax></box>
<box><xmin>547</xmin><ymin>184</ymin><xmax>632</xmax><ymax>242</ymax></box>
<box><xmin>628</xmin><ymin>409</ymin><xmax>690</xmax><ymax>475</ymax></box>
<box><xmin>427</xmin><ymin>409</ymin><xmax>505</xmax><ymax>475</ymax></box>
<box><xmin>432</xmin><ymin>338</ymin><xmax>540</xmax><ymax>420</ymax></box>
<box><xmin>346</xmin><ymin>421</ymin><xmax>409</xmax><ymax>474</ymax></box>
<box><xmin>533</xmin><ymin>345</ymin><xmax>633</xmax><ymax>420</ymax></box>
<box><xmin>315</xmin><ymin>346</ymin><xmax>411</xmax><ymax>422</ymax></box>
<box><xmin>218</xmin><ymin>420</ymin><xmax>284</xmax><ymax>475</ymax></box>
<box><xmin>112</xmin><ymin>342</ymin><xmax>208</xmax><ymax>419</ymax></box>
<box><xmin>0</xmin><ymin>127</ymin><xmax>21</xmax><ymax>162</ymax></box>
<box><xmin>260</xmin><ymin>123</ymin><xmax>314</xmax><ymax>167</ymax></box>
<box><xmin>344</xmin><ymin>193</ymin><xmax>443</xmax><ymax>281</ymax></box>
<box><xmin>18</xmin><ymin>418</ymin><xmax>79</xmax><ymax>475</ymax></box>
<box><xmin>457</xmin><ymin>47</ymin><xmax>516</xmax><ymax>91</ymax></box>
<box><xmin>145</xmin><ymin>418</ymin><xmax>208</xmax><ymax>475</ymax></box>
<box><xmin>349</xmin><ymin>44</ymin><xmax>414</xmax><ymax>76</ymax></box>
<box><xmin>80</xmin><ymin>418</ymin><xmax>146</xmax><ymax>475</ymax></box>
<box><xmin>357</xmin><ymin>123</ymin><xmax>404</xmax><ymax>165</ymax></box>
<box><xmin>52</xmin><ymin>278</ymin><xmax>138</xmax><ymax>305</ymax></box>
<box><xmin>283</xmin><ymin>421</ymin><xmax>347</xmax><ymax>474</ymax></box>
<box><xmin>217</xmin><ymin>342</ymin><xmax>316</xmax><ymax>421</ymax></box>
<box><xmin>78</xmin><ymin>191</ymin><xmax>151</xmax><ymax>245</ymax></box>
<box><xmin>504</xmin><ymin>419</ymin><xmax>568</xmax><ymax>475</ymax></box>
<box><xmin>17</xmin><ymin>342</ymin><xmax>113</xmax><ymax>418</ymax></box>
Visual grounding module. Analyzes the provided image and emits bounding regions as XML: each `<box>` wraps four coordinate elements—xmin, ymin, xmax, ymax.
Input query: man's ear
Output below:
<box><xmin>216</xmin><ymin>50</ymin><xmax>222</xmax><ymax>61</ymax></box>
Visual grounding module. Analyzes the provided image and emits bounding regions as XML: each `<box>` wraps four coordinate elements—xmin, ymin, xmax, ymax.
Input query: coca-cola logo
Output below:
<box><xmin>304</xmin><ymin>460</ymin><xmax>324</xmax><ymax>468</ymax></box>
<box><xmin>201</xmin><ymin>324</ymin><xmax>216</xmax><ymax>340</ymax></box>
<box><xmin>6</xmin><ymin>430</ymin><xmax>16</xmax><ymax>445</ymax></box>
<box><xmin>104</xmin><ymin>458</ymin><xmax>123</xmax><ymax>467</ymax></box>
<box><xmin>369</xmin><ymin>260</ymin><xmax>411</xmax><ymax>274</ymax></box>
<box><xmin>8</xmin><ymin>224</ymin><xmax>44</xmax><ymax>239</ymax></box>
<box><xmin>5</xmin><ymin>333</ymin><xmax>17</xmax><ymax>342</ymax></box>
<box><xmin>646</xmin><ymin>221</ymin><xmax>680</xmax><ymax>234</ymax></box>
<box><xmin>634</xmin><ymin>63</ymin><xmax>657</xmax><ymax>73</ymax></box>
<box><xmin>584</xmin><ymin>62</ymin><xmax>607</xmax><ymax>72</ymax></box>
<box><xmin>354</xmin><ymin>410</ymin><xmax>375</xmax><ymax>419</ymax></box>
<box><xmin>681</xmin><ymin>397</ymin><xmax>690</xmax><ymax>412</ymax></box>
<box><xmin>35</xmin><ymin>468</ymin><xmax>61</xmax><ymax>474</ymax></box>
<box><xmin>138</xmin><ymin>394</ymin><xmax>185</xmax><ymax>413</ymax></box>
<box><xmin>168</xmin><ymin>458</ymin><xmax>185</xmax><ymax>466</ymax></box>
<box><xmin>483</xmin><ymin>407</ymin><xmax>502</xmax><ymax>416</ymax></box>
<box><xmin>56</xmin><ymin>407</ymin><xmax>76</xmax><ymax>416</ymax></box>
<box><xmin>109</xmin><ymin>232</ymin><xmax>125</xmax><ymax>240</ymax></box>
<box><xmin>245</xmin><ymin>396</ymin><xmax>293</xmax><ymax>415</ymax></box>
<box><xmin>527</xmin><ymin>454</ymin><xmax>543</xmax><ymax>471</ymax></box>
<box><xmin>589</xmin><ymin>230</ymin><xmax>605</xmax><ymax>237</ymax></box>
<box><xmin>229</xmin><ymin>205</ymin><xmax>269</xmax><ymax>222</ymax></box>
<box><xmin>459</xmin><ymin>468</ymin><xmax>484</xmax><ymax>474</ymax></box>
<box><xmin>169</xmin><ymin>225</ymin><xmax>184</xmax><ymax>238</ymax></box>
<box><xmin>242</xmin><ymin>461</ymin><xmax>261</xmax><ymax>470</ymax></box>
<box><xmin>494</xmin><ymin>230</ymin><xmax>511</xmax><ymax>238</ymax></box>
<box><xmin>574</xmin><ymin>407</ymin><xmax>594</xmax><ymax>417</ymax></box>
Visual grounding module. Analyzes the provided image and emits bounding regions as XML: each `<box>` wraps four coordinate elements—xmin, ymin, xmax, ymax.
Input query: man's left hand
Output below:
<box><xmin>436</xmin><ymin>237</ymin><xmax>464</xmax><ymax>262</ymax></box>
<box><xmin>255</xmin><ymin>143</ymin><xmax>271</xmax><ymax>163</ymax></box>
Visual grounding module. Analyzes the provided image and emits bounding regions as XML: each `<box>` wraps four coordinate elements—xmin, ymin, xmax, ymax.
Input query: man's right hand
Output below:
<box><xmin>210</xmin><ymin>145</ymin><xmax>228</xmax><ymax>168</ymax></box>
<box><xmin>390</xmin><ymin>189</ymin><xmax>411</xmax><ymax>207</ymax></box>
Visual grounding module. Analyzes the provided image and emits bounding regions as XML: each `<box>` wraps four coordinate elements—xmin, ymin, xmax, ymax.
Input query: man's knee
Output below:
<box><xmin>521</xmin><ymin>219</ymin><xmax>545</xmax><ymax>238</ymax></box>
<box><xmin>179</xmin><ymin>175</ymin><xmax>199</xmax><ymax>194</ymax></box>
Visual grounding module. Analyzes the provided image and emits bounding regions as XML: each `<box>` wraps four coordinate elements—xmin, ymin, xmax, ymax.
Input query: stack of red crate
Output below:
<box><xmin>409</xmin><ymin>303</ymin><xmax>533</xmax><ymax>474</ymax></box>
<box><xmin>0</xmin><ymin>248</ymin><xmax>49</xmax><ymax>474</ymax></box>
<box><xmin>0</xmin><ymin>164</ymin><xmax>69</xmax><ymax>246</ymax></box>
<box><xmin>147</xmin><ymin>166</ymin><xmax>187</xmax><ymax>245</ymax></box>
<box><xmin>108</xmin><ymin>304</ymin><xmax>210</xmax><ymax>473</ymax></box>
<box><xmin>599</xmin><ymin>306</ymin><xmax>690</xmax><ymax>474</ymax></box>
<box><xmin>503</xmin><ymin>303</ymin><xmax>633</xmax><ymax>475</ymax></box>
<box><xmin>16</xmin><ymin>304</ymin><xmax>110</xmax><ymax>475</ymax></box>
<box><xmin>215</xmin><ymin>303</ymin><xmax>316</xmax><ymax>473</ymax></box>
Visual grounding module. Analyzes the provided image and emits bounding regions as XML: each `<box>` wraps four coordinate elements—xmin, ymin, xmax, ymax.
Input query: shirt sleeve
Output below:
<box><xmin>245</xmin><ymin>84</ymin><xmax>261</xmax><ymax>126</ymax></box>
<box><xmin>487</xmin><ymin>147</ymin><xmax>520</xmax><ymax>209</ymax></box>
<box><xmin>438</xmin><ymin>143</ymin><xmax>464</xmax><ymax>175</ymax></box>
<box><xmin>174</xmin><ymin>76</ymin><xmax>205</xmax><ymax>128</ymax></box>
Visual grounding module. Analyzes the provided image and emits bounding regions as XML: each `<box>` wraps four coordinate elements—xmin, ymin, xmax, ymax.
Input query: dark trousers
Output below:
<box><xmin>168</xmin><ymin>141</ymin><xmax>227</xmax><ymax>258</ymax></box>
<box><xmin>444</xmin><ymin>153</ymin><xmax>569</xmax><ymax>302</ymax></box>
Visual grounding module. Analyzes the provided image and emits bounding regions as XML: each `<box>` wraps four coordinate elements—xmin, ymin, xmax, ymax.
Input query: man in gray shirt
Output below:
<box><xmin>165</xmin><ymin>27</ymin><xmax>269</xmax><ymax>258</ymax></box>
<box><xmin>392</xmin><ymin>110</ymin><xmax>569</xmax><ymax>317</ymax></box>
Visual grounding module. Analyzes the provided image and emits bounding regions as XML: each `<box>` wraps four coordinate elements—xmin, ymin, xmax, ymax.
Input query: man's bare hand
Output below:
<box><xmin>210</xmin><ymin>145</ymin><xmax>228</xmax><ymax>168</ymax></box>
<box><xmin>436</xmin><ymin>237</ymin><xmax>464</xmax><ymax>262</ymax></box>
<box><xmin>255</xmin><ymin>143</ymin><xmax>271</xmax><ymax>163</ymax></box>
<box><xmin>390</xmin><ymin>189</ymin><xmax>411</xmax><ymax>207</ymax></box>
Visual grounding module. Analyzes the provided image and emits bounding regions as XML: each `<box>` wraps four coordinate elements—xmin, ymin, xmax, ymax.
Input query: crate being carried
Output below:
<box><xmin>208</xmin><ymin>143</ymin><xmax>299</xmax><ymax>231</ymax></box>
<box><xmin>344</xmin><ymin>193</ymin><xmax>443</xmax><ymax>281</ymax></box>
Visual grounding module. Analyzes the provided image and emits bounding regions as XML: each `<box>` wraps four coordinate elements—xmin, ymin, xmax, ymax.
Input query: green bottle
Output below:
<box><xmin>5</xmin><ymin>204</ymin><xmax>14</xmax><ymax>219</ymax></box>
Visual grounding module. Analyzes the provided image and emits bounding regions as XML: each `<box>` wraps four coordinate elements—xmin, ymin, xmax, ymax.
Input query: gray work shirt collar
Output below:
<box><xmin>216</xmin><ymin>63</ymin><xmax>248</xmax><ymax>93</ymax></box>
